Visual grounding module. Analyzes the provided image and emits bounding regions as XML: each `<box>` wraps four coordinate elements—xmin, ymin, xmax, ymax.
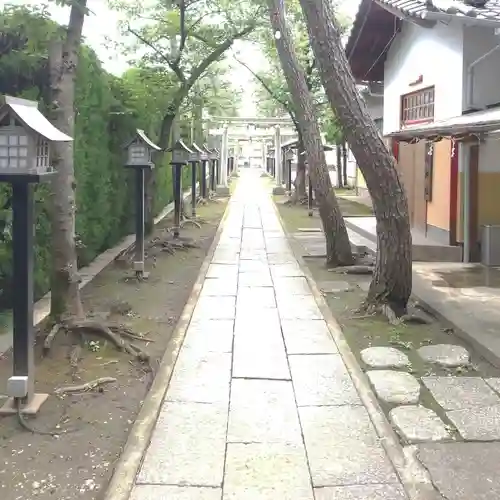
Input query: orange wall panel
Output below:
<box><xmin>426</xmin><ymin>139</ymin><xmax>451</xmax><ymax>231</ymax></box>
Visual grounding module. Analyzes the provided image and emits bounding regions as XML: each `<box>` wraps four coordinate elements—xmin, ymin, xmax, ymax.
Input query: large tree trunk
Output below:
<box><xmin>299</xmin><ymin>0</ymin><xmax>412</xmax><ymax>315</ymax></box>
<box><xmin>48</xmin><ymin>1</ymin><xmax>87</xmax><ymax>320</ymax></box>
<box><xmin>336</xmin><ymin>141</ymin><xmax>342</xmax><ymax>188</ymax></box>
<box><xmin>268</xmin><ymin>0</ymin><xmax>352</xmax><ymax>267</ymax></box>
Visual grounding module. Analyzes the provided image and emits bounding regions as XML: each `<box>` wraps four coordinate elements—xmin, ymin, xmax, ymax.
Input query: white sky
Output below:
<box><xmin>1</xmin><ymin>0</ymin><xmax>361</xmax><ymax>116</ymax></box>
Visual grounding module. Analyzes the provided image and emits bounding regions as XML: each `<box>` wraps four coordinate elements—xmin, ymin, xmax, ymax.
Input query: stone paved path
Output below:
<box><xmin>129</xmin><ymin>170</ymin><xmax>407</xmax><ymax>500</ymax></box>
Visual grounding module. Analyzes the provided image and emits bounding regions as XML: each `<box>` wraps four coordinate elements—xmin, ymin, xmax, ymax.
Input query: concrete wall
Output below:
<box><xmin>461</xmin><ymin>26</ymin><xmax>500</xmax><ymax>240</ymax></box>
<box><xmin>462</xmin><ymin>25</ymin><xmax>500</xmax><ymax>110</ymax></box>
<box><xmin>478</xmin><ymin>138</ymin><xmax>500</xmax><ymax>227</ymax></box>
<box><xmin>384</xmin><ymin>21</ymin><xmax>464</xmax><ymax>135</ymax></box>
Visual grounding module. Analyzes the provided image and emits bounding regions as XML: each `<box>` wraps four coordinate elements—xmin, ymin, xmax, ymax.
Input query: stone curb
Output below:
<box><xmin>270</xmin><ymin>196</ymin><xmax>442</xmax><ymax>500</ymax></box>
<box><xmin>0</xmin><ymin>180</ymin><xmax>206</xmax><ymax>357</ymax></box>
<box><xmin>101</xmin><ymin>191</ymin><xmax>232</xmax><ymax>500</ymax></box>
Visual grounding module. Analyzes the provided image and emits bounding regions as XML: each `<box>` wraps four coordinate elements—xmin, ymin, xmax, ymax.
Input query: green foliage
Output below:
<box><xmin>0</xmin><ymin>5</ymin><xmax>205</xmax><ymax>310</ymax></box>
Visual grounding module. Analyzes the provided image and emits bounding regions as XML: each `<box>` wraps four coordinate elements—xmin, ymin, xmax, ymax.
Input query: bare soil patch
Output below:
<box><xmin>0</xmin><ymin>197</ymin><xmax>228</xmax><ymax>500</ymax></box>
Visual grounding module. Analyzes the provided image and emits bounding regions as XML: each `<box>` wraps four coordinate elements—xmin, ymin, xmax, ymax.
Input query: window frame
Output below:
<box><xmin>400</xmin><ymin>86</ymin><xmax>435</xmax><ymax>126</ymax></box>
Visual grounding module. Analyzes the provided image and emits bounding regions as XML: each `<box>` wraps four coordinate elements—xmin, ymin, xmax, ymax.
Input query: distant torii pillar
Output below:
<box><xmin>216</xmin><ymin>123</ymin><xmax>230</xmax><ymax>196</ymax></box>
<box><xmin>272</xmin><ymin>125</ymin><xmax>285</xmax><ymax>195</ymax></box>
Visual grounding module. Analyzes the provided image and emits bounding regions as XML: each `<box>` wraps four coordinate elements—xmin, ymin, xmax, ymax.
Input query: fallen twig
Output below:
<box><xmin>54</xmin><ymin>377</ymin><xmax>117</xmax><ymax>395</ymax></box>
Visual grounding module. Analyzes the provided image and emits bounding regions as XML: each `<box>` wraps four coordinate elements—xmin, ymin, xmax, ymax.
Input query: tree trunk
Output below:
<box><xmin>298</xmin><ymin>0</ymin><xmax>412</xmax><ymax>315</ymax></box>
<box><xmin>48</xmin><ymin>1</ymin><xmax>87</xmax><ymax>321</ymax></box>
<box><xmin>342</xmin><ymin>140</ymin><xmax>348</xmax><ymax>187</ymax></box>
<box><xmin>268</xmin><ymin>0</ymin><xmax>353</xmax><ymax>267</ymax></box>
<box><xmin>336</xmin><ymin>141</ymin><xmax>342</xmax><ymax>188</ymax></box>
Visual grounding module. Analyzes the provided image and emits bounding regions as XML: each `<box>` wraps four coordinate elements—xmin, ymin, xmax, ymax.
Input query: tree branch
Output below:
<box><xmin>185</xmin><ymin>24</ymin><xmax>255</xmax><ymax>88</ymax></box>
<box><xmin>233</xmin><ymin>54</ymin><xmax>298</xmax><ymax>129</ymax></box>
<box><xmin>127</xmin><ymin>25</ymin><xmax>186</xmax><ymax>84</ymax></box>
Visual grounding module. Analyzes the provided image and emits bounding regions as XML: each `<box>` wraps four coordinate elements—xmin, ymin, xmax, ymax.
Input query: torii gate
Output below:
<box><xmin>208</xmin><ymin>116</ymin><xmax>297</xmax><ymax>195</ymax></box>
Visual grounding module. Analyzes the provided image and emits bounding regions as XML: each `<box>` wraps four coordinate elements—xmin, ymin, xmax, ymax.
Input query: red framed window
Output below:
<box><xmin>401</xmin><ymin>86</ymin><xmax>435</xmax><ymax>126</ymax></box>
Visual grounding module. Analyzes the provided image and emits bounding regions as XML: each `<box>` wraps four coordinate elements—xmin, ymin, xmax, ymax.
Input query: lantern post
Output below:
<box><xmin>169</xmin><ymin>139</ymin><xmax>192</xmax><ymax>238</ymax></box>
<box><xmin>0</xmin><ymin>95</ymin><xmax>72</xmax><ymax>415</ymax></box>
<box><xmin>123</xmin><ymin>129</ymin><xmax>161</xmax><ymax>280</ymax></box>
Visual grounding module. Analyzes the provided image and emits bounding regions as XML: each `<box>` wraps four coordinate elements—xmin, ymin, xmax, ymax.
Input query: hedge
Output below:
<box><xmin>0</xmin><ymin>7</ymin><xmax>198</xmax><ymax>310</ymax></box>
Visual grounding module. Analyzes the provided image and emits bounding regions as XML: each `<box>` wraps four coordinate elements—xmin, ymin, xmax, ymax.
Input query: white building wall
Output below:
<box><xmin>383</xmin><ymin>21</ymin><xmax>464</xmax><ymax>135</ymax></box>
<box><xmin>461</xmin><ymin>26</ymin><xmax>500</xmax><ymax>175</ymax></box>
<box><xmin>463</xmin><ymin>25</ymin><xmax>500</xmax><ymax>111</ymax></box>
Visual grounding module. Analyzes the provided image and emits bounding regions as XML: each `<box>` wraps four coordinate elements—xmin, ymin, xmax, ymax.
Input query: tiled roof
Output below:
<box><xmin>376</xmin><ymin>0</ymin><xmax>500</xmax><ymax>22</ymax></box>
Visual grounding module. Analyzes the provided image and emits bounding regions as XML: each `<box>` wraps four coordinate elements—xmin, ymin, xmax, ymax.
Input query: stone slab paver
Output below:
<box><xmin>314</xmin><ymin>484</ymin><xmax>407</xmax><ymax>500</ymax></box>
<box><xmin>271</xmin><ymin>263</ymin><xmax>305</xmax><ymax>278</ymax></box>
<box><xmin>200</xmin><ymin>277</ymin><xmax>238</xmax><ymax>296</ymax></box>
<box><xmin>166</xmin><ymin>350</ymin><xmax>231</xmax><ymax>404</ymax></box>
<box><xmin>417</xmin><ymin>344</ymin><xmax>470</xmax><ymax>367</ymax></box>
<box><xmin>273</xmin><ymin>276</ymin><xmax>311</xmax><ymax>295</ymax></box>
<box><xmin>137</xmin><ymin>402</ymin><xmax>227</xmax><ymax>486</ymax></box>
<box><xmin>281</xmin><ymin>319</ymin><xmax>338</xmax><ymax>354</ymax></box>
<box><xmin>182</xmin><ymin>319</ymin><xmax>234</xmax><ymax>353</ymax></box>
<box><xmin>367</xmin><ymin>370</ymin><xmax>421</xmax><ymax>404</ymax></box>
<box><xmin>236</xmin><ymin>286</ymin><xmax>276</xmax><ymax>308</ymax></box>
<box><xmin>191</xmin><ymin>296</ymin><xmax>236</xmax><ymax>320</ymax></box>
<box><xmin>300</xmin><ymin>405</ymin><xmax>398</xmax><ymax>486</ymax></box>
<box><xmin>485</xmin><ymin>377</ymin><xmax>500</xmax><ymax>394</ymax></box>
<box><xmin>447</xmin><ymin>404</ymin><xmax>500</xmax><ymax>440</ymax></box>
<box><xmin>232</xmin><ymin>332</ymin><xmax>290</xmax><ymax>380</ymax></box>
<box><xmin>227</xmin><ymin>379</ymin><xmax>302</xmax><ymax>443</ymax></box>
<box><xmin>131</xmin><ymin>486</ymin><xmax>222</xmax><ymax>500</ymax></box>
<box><xmin>417</xmin><ymin>442</ymin><xmax>500</xmax><ymax>499</ymax></box>
<box><xmin>238</xmin><ymin>270</ymin><xmax>273</xmax><ymax>287</ymax></box>
<box><xmin>389</xmin><ymin>405</ymin><xmax>451</xmax><ymax>442</ymax></box>
<box><xmin>128</xmin><ymin>171</ymin><xmax>405</xmax><ymax>500</ymax></box>
<box><xmin>289</xmin><ymin>354</ymin><xmax>361</xmax><ymax>406</ymax></box>
<box><xmin>422</xmin><ymin>376</ymin><xmax>500</xmax><ymax>410</ymax></box>
<box><xmin>360</xmin><ymin>346</ymin><xmax>410</xmax><ymax>369</ymax></box>
<box><xmin>276</xmin><ymin>294</ymin><xmax>323</xmax><ymax>320</ymax></box>
<box><xmin>206</xmin><ymin>264</ymin><xmax>238</xmax><ymax>279</ymax></box>
<box><xmin>223</xmin><ymin>442</ymin><xmax>313</xmax><ymax>499</ymax></box>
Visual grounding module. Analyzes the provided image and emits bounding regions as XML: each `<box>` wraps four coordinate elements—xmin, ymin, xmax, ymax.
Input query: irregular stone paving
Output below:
<box><xmin>367</xmin><ymin>370</ymin><xmax>421</xmax><ymax>404</ymax></box>
<box><xmin>417</xmin><ymin>344</ymin><xmax>470</xmax><ymax>367</ymax></box>
<box><xmin>422</xmin><ymin>376</ymin><xmax>500</xmax><ymax>411</ymax></box>
<box><xmin>361</xmin><ymin>346</ymin><xmax>410</xmax><ymax>369</ymax></box>
<box><xmin>129</xmin><ymin>170</ymin><xmax>406</xmax><ymax>500</ymax></box>
<box><xmin>389</xmin><ymin>405</ymin><xmax>451</xmax><ymax>443</ymax></box>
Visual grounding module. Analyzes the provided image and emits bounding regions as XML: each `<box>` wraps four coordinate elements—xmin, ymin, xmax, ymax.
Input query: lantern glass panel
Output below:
<box><xmin>172</xmin><ymin>150</ymin><xmax>185</xmax><ymax>164</ymax></box>
<box><xmin>36</xmin><ymin>138</ymin><xmax>50</xmax><ymax>171</ymax></box>
<box><xmin>129</xmin><ymin>145</ymin><xmax>147</xmax><ymax>163</ymax></box>
<box><xmin>0</xmin><ymin>130</ymin><xmax>36</xmax><ymax>171</ymax></box>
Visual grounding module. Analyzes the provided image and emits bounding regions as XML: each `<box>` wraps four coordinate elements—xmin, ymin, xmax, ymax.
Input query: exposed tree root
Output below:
<box><xmin>54</xmin><ymin>377</ymin><xmax>117</xmax><ymax>395</ymax></box>
<box><xmin>43</xmin><ymin>318</ymin><xmax>151</xmax><ymax>367</ymax></box>
<box><xmin>329</xmin><ymin>265</ymin><xmax>374</xmax><ymax>275</ymax></box>
<box><xmin>147</xmin><ymin>232</ymin><xmax>199</xmax><ymax>256</ymax></box>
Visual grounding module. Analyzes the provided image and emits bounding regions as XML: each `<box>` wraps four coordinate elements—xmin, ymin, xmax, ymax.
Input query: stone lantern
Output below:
<box><xmin>124</xmin><ymin>129</ymin><xmax>161</xmax><ymax>167</ymax></box>
<box><xmin>0</xmin><ymin>95</ymin><xmax>72</xmax><ymax>416</ymax></box>
<box><xmin>123</xmin><ymin>129</ymin><xmax>161</xmax><ymax>279</ymax></box>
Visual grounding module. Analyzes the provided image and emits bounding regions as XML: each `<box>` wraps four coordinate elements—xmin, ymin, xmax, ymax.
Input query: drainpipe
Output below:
<box><xmin>461</xmin><ymin>144</ymin><xmax>471</xmax><ymax>263</ymax></box>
